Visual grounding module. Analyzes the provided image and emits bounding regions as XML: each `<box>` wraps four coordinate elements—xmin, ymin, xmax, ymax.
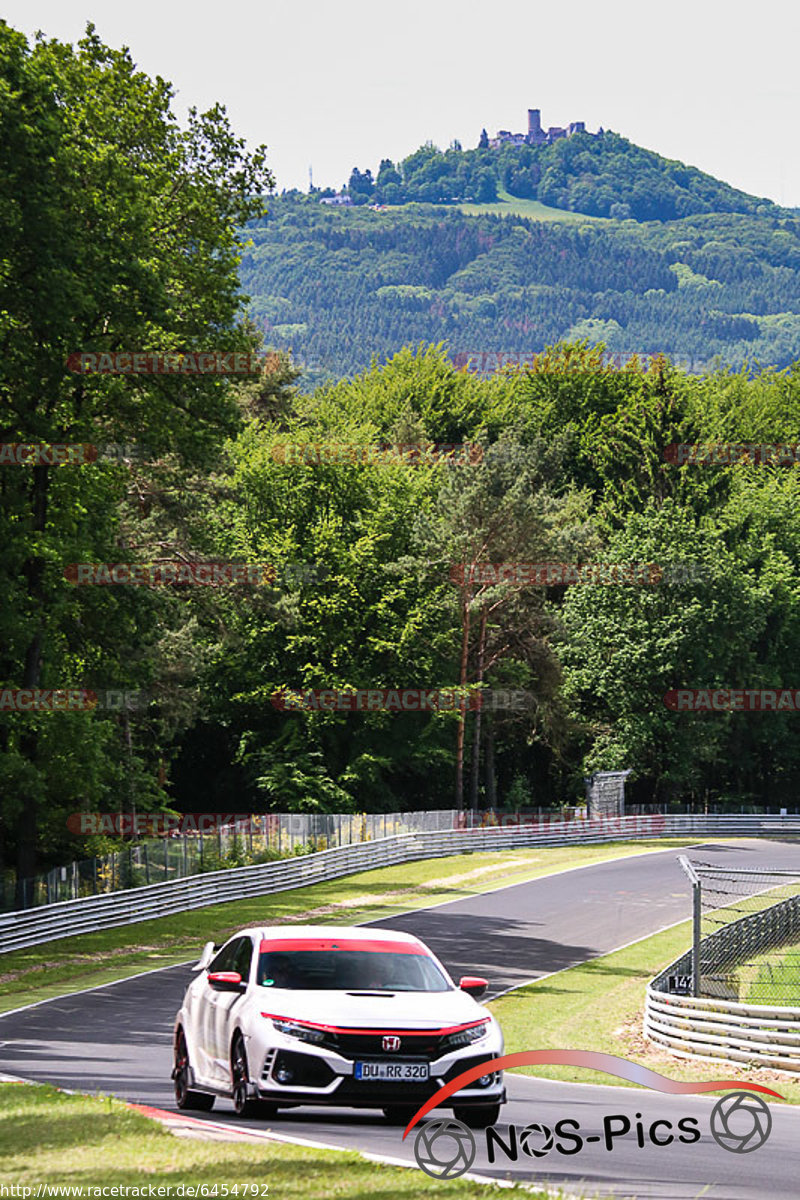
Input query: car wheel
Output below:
<box><xmin>231</xmin><ymin>1033</ymin><xmax>270</xmax><ymax>1118</ymax></box>
<box><xmin>453</xmin><ymin>1104</ymin><xmax>501</xmax><ymax>1129</ymax></box>
<box><xmin>174</xmin><ymin>1030</ymin><xmax>215</xmax><ymax>1111</ymax></box>
<box><xmin>382</xmin><ymin>1106</ymin><xmax>418</xmax><ymax>1125</ymax></box>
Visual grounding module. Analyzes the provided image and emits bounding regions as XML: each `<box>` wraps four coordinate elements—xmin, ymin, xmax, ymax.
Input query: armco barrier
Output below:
<box><xmin>645</xmin><ymin>988</ymin><xmax>800</xmax><ymax>1073</ymax></box>
<box><xmin>2</xmin><ymin>813</ymin><xmax>800</xmax><ymax>956</ymax></box>
<box><xmin>645</xmin><ymin>879</ymin><xmax>800</xmax><ymax>1073</ymax></box>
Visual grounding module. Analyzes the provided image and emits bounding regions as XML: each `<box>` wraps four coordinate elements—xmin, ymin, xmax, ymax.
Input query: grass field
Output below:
<box><xmin>0</xmin><ymin>839</ymin><xmax>701</xmax><ymax>1013</ymax></box>
<box><xmin>0</xmin><ymin>1081</ymin><xmax>547</xmax><ymax>1197</ymax></box>
<box><xmin>457</xmin><ymin>189</ymin><xmax>609</xmax><ymax>224</ymax></box>
<box><xmin>736</xmin><ymin>938</ymin><xmax>800</xmax><ymax>1006</ymax></box>
<box><xmin>490</xmin><ymin>919</ymin><xmax>800</xmax><ymax>1104</ymax></box>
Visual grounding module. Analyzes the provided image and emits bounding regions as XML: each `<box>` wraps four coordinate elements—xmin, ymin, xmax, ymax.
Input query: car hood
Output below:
<box><xmin>255</xmin><ymin>987</ymin><xmax>489</xmax><ymax>1030</ymax></box>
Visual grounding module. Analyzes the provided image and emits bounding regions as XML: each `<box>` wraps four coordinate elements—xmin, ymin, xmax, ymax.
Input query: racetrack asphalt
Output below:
<box><xmin>2</xmin><ymin>838</ymin><xmax>800</xmax><ymax>1199</ymax></box>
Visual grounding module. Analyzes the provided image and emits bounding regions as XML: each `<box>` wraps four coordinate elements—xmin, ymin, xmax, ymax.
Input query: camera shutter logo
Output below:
<box><xmin>520</xmin><ymin>1122</ymin><xmax>554</xmax><ymax>1158</ymax></box>
<box><xmin>710</xmin><ymin>1092</ymin><xmax>772</xmax><ymax>1153</ymax></box>
<box><xmin>382</xmin><ymin>1035</ymin><xmax>401</xmax><ymax>1052</ymax></box>
<box><xmin>413</xmin><ymin>1117</ymin><xmax>476</xmax><ymax>1179</ymax></box>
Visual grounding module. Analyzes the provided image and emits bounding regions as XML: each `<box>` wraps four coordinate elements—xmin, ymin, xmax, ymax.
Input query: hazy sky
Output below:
<box><xmin>4</xmin><ymin>0</ymin><xmax>800</xmax><ymax>206</ymax></box>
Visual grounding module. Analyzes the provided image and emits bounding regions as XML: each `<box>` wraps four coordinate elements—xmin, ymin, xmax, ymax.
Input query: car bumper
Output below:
<box><xmin>255</xmin><ymin>1046</ymin><xmax>505</xmax><ymax>1109</ymax></box>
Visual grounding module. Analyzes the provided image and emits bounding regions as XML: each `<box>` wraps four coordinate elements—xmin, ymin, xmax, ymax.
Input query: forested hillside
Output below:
<box><xmin>241</xmin><ymin>198</ymin><xmax>800</xmax><ymax>383</ymax></box>
<box><xmin>343</xmin><ymin>130</ymin><xmax>779</xmax><ymax>221</ymax></box>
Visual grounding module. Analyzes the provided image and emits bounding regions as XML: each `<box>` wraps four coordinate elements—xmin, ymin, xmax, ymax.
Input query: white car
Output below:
<box><xmin>172</xmin><ymin>924</ymin><xmax>505</xmax><ymax>1128</ymax></box>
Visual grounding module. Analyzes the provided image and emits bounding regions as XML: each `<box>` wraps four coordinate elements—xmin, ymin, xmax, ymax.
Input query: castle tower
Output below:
<box><xmin>527</xmin><ymin>108</ymin><xmax>542</xmax><ymax>138</ymax></box>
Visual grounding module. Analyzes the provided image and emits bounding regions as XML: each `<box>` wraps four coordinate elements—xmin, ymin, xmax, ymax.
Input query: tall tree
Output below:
<box><xmin>411</xmin><ymin>435</ymin><xmax>598</xmax><ymax>809</ymax></box>
<box><xmin>0</xmin><ymin>22</ymin><xmax>273</xmax><ymax>896</ymax></box>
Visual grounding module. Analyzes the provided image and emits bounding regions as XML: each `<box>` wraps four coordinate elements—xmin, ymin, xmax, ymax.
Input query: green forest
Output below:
<box><xmin>241</xmin><ymin>196</ymin><xmax>800</xmax><ymax>385</ymax></box>
<box><xmin>3</xmin><ymin>23</ymin><xmax>800</xmax><ymax>898</ymax></box>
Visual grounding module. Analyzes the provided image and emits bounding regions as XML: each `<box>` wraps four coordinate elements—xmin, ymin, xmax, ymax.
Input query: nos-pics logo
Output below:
<box><xmin>404</xmin><ymin>1051</ymin><xmax>780</xmax><ymax>1181</ymax></box>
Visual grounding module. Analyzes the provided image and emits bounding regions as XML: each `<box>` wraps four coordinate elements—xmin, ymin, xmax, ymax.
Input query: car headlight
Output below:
<box><xmin>268</xmin><ymin>1017</ymin><xmax>326</xmax><ymax>1045</ymax></box>
<box><xmin>442</xmin><ymin>1020</ymin><xmax>489</xmax><ymax>1050</ymax></box>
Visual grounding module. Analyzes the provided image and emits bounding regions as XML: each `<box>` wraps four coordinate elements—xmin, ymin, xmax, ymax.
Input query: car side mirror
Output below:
<box><xmin>194</xmin><ymin>941</ymin><xmax>217</xmax><ymax>971</ymax></box>
<box><xmin>459</xmin><ymin>975</ymin><xmax>488</xmax><ymax>998</ymax></box>
<box><xmin>208</xmin><ymin>971</ymin><xmax>245</xmax><ymax>992</ymax></box>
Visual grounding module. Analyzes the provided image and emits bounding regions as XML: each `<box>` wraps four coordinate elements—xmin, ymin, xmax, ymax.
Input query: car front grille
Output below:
<box><xmin>323</xmin><ymin>1031</ymin><xmax>444</xmax><ymax>1060</ymax></box>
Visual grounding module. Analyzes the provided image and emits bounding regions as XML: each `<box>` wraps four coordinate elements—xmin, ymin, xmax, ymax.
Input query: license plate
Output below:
<box><xmin>354</xmin><ymin>1061</ymin><xmax>429</xmax><ymax>1081</ymax></box>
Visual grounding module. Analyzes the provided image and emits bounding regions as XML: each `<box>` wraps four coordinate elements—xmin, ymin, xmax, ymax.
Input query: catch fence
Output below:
<box><xmin>646</xmin><ymin>858</ymin><xmax>800</xmax><ymax>1072</ymax></box>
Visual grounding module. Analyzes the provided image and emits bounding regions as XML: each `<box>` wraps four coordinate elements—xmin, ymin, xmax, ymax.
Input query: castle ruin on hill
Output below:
<box><xmin>488</xmin><ymin>108</ymin><xmax>601</xmax><ymax>149</ymax></box>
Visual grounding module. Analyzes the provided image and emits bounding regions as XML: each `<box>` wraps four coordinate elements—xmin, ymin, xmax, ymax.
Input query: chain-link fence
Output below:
<box><xmin>685</xmin><ymin>860</ymin><xmax>800</xmax><ymax>1005</ymax></box>
<box><xmin>3</xmin><ymin>807</ymin><xmax>598</xmax><ymax>913</ymax></box>
<box><xmin>1</xmin><ymin>810</ymin><xmax>466</xmax><ymax>912</ymax></box>
<box><xmin>6</xmin><ymin>805</ymin><xmax>798</xmax><ymax>915</ymax></box>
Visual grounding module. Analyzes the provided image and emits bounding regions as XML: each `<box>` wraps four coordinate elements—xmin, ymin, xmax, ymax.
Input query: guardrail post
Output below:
<box><xmin>679</xmin><ymin>855</ymin><xmax>702</xmax><ymax>997</ymax></box>
<box><xmin>692</xmin><ymin>876</ymin><xmax>701</xmax><ymax>997</ymax></box>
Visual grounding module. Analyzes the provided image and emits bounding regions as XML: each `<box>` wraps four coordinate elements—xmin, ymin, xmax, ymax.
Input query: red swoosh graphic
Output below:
<box><xmin>401</xmin><ymin>1050</ymin><xmax>784</xmax><ymax>1138</ymax></box>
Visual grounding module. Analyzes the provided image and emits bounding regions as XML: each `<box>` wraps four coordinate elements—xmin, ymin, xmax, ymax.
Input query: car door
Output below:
<box><xmin>200</xmin><ymin>939</ymin><xmax>238</xmax><ymax>1084</ymax></box>
<box><xmin>209</xmin><ymin>937</ymin><xmax>253</xmax><ymax>1086</ymax></box>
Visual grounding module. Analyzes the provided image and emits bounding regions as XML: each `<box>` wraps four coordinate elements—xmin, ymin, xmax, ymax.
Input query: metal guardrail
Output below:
<box><xmin>645</xmin><ymin>990</ymin><xmax>800</xmax><ymax>1073</ymax></box>
<box><xmin>646</xmin><ymin>868</ymin><xmax>800</xmax><ymax>1073</ymax></box>
<box><xmin>3</xmin><ymin>812</ymin><xmax>800</xmax><ymax>956</ymax></box>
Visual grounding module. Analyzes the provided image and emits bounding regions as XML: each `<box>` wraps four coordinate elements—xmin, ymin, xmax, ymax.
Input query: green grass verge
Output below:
<box><xmin>490</xmin><ymin>918</ymin><xmax>800</xmax><ymax>1104</ymax></box>
<box><xmin>0</xmin><ymin>839</ymin><xmax>701</xmax><ymax>1014</ymax></box>
<box><xmin>0</xmin><ymin>1081</ymin><xmax>547</xmax><ymax>1197</ymax></box>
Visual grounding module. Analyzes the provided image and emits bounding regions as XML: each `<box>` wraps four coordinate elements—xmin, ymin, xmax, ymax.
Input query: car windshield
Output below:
<box><xmin>257</xmin><ymin>949</ymin><xmax>450</xmax><ymax>992</ymax></box>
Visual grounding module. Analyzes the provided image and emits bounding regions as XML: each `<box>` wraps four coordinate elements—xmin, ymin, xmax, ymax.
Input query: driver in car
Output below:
<box><xmin>260</xmin><ymin>954</ymin><xmax>296</xmax><ymax>988</ymax></box>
